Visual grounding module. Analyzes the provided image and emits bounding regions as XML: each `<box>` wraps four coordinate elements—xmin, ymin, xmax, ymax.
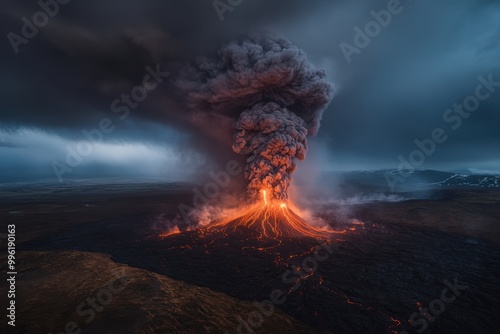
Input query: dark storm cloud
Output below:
<box><xmin>281</xmin><ymin>0</ymin><xmax>500</xmax><ymax>170</ymax></box>
<box><xmin>0</xmin><ymin>0</ymin><xmax>499</xmax><ymax>182</ymax></box>
<box><xmin>0</xmin><ymin>0</ymin><xmax>332</xmax><ymax>129</ymax></box>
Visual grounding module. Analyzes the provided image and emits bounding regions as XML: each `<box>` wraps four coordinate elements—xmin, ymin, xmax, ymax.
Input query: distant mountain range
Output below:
<box><xmin>320</xmin><ymin>169</ymin><xmax>500</xmax><ymax>193</ymax></box>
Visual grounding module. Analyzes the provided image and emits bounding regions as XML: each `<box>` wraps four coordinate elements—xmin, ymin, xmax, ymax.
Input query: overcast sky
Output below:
<box><xmin>1</xmin><ymin>0</ymin><xmax>499</xmax><ymax>183</ymax></box>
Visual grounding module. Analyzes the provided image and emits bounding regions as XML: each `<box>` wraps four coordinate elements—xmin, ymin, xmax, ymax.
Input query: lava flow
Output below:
<box><xmin>204</xmin><ymin>190</ymin><xmax>334</xmax><ymax>240</ymax></box>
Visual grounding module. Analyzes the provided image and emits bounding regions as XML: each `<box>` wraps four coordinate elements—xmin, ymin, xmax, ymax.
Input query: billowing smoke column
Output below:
<box><xmin>179</xmin><ymin>32</ymin><xmax>333</xmax><ymax>201</ymax></box>
<box><xmin>232</xmin><ymin>102</ymin><xmax>307</xmax><ymax>200</ymax></box>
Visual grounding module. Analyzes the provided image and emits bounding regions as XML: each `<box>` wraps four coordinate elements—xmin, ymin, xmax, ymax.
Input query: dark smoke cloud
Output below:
<box><xmin>177</xmin><ymin>32</ymin><xmax>333</xmax><ymax>200</ymax></box>
<box><xmin>233</xmin><ymin>102</ymin><xmax>308</xmax><ymax>200</ymax></box>
<box><xmin>177</xmin><ymin>32</ymin><xmax>333</xmax><ymax>135</ymax></box>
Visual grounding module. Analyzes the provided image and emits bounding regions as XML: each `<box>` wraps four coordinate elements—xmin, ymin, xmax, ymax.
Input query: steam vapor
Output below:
<box><xmin>178</xmin><ymin>31</ymin><xmax>333</xmax><ymax>201</ymax></box>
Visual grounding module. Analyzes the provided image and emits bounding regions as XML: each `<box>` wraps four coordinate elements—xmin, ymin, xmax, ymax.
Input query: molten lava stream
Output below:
<box><xmin>205</xmin><ymin>190</ymin><xmax>335</xmax><ymax>239</ymax></box>
<box><xmin>159</xmin><ymin>225</ymin><xmax>181</xmax><ymax>238</ymax></box>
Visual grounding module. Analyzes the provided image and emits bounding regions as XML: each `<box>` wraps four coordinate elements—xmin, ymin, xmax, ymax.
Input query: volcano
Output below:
<box><xmin>202</xmin><ymin>191</ymin><xmax>334</xmax><ymax>240</ymax></box>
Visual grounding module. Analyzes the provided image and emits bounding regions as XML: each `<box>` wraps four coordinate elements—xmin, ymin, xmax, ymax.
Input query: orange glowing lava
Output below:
<box><xmin>159</xmin><ymin>225</ymin><xmax>181</xmax><ymax>238</ymax></box>
<box><xmin>204</xmin><ymin>190</ymin><xmax>336</xmax><ymax>239</ymax></box>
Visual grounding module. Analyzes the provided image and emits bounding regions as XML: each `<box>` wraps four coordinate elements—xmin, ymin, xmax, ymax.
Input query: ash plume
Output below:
<box><xmin>177</xmin><ymin>31</ymin><xmax>333</xmax><ymax>201</ymax></box>
<box><xmin>233</xmin><ymin>102</ymin><xmax>307</xmax><ymax>200</ymax></box>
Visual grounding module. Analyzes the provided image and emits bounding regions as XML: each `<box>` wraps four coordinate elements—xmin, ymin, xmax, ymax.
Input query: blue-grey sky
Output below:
<box><xmin>1</xmin><ymin>0</ymin><xmax>499</xmax><ymax>183</ymax></box>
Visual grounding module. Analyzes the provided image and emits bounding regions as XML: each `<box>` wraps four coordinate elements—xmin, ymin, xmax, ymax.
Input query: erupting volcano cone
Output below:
<box><xmin>204</xmin><ymin>191</ymin><xmax>333</xmax><ymax>240</ymax></box>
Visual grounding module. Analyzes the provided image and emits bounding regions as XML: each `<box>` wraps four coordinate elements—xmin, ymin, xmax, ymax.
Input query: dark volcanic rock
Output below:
<box><xmin>0</xmin><ymin>251</ymin><xmax>323</xmax><ymax>334</ymax></box>
<box><xmin>3</xmin><ymin>184</ymin><xmax>500</xmax><ymax>333</ymax></box>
